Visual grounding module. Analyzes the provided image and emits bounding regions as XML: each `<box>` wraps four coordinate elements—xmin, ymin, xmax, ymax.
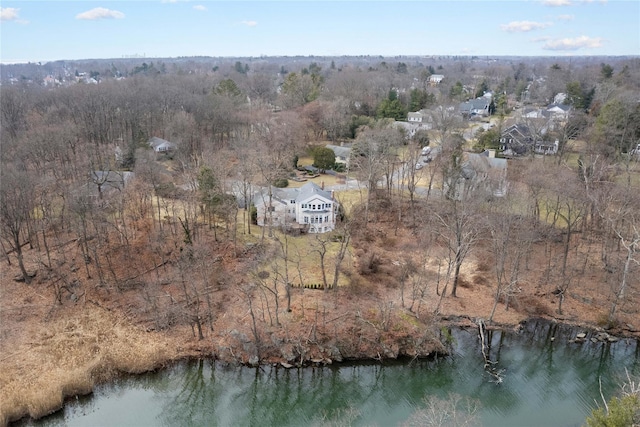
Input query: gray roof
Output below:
<box><xmin>546</xmin><ymin>103</ymin><xmax>571</xmax><ymax>112</ymax></box>
<box><xmin>148</xmin><ymin>136</ymin><xmax>177</xmax><ymax>151</ymax></box>
<box><xmin>296</xmin><ymin>182</ymin><xmax>332</xmax><ymax>202</ymax></box>
<box><xmin>462</xmin><ymin>153</ymin><xmax>507</xmax><ymax>179</ymax></box>
<box><xmin>252</xmin><ymin>181</ymin><xmax>333</xmax><ymax>206</ymax></box>
<box><xmin>459</xmin><ymin>97</ymin><xmax>491</xmax><ymax>113</ymax></box>
<box><xmin>326</xmin><ymin>144</ymin><xmax>351</xmax><ymax>159</ymax></box>
<box><xmin>276</xmin><ymin>187</ymin><xmax>300</xmax><ymax>201</ymax></box>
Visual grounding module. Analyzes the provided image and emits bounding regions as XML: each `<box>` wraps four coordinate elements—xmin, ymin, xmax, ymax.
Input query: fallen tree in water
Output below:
<box><xmin>476</xmin><ymin>318</ymin><xmax>504</xmax><ymax>384</ymax></box>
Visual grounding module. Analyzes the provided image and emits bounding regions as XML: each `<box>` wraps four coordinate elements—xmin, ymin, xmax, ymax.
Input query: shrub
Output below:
<box><xmin>457</xmin><ymin>275</ymin><xmax>472</xmax><ymax>289</ymax></box>
<box><xmin>358</xmin><ymin>251</ymin><xmax>381</xmax><ymax>275</ymax></box>
<box><xmin>272</xmin><ymin>178</ymin><xmax>289</xmax><ymax>188</ymax></box>
<box><xmin>596</xmin><ymin>313</ymin><xmax>621</xmax><ymax>330</ymax></box>
<box><xmin>312</xmin><ymin>147</ymin><xmax>335</xmax><ymax>172</ymax></box>
<box><xmin>472</xmin><ymin>275</ymin><xmax>489</xmax><ymax>286</ymax></box>
<box><xmin>476</xmin><ymin>258</ymin><xmax>492</xmax><ymax>272</ymax></box>
<box><xmin>380</xmin><ymin>235</ymin><xmax>397</xmax><ymax>248</ymax></box>
<box><xmin>520</xmin><ymin>296</ymin><xmax>550</xmax><ymax>316</ymax></box>
<box><xmin>586</xmin><ymin>394</ymin><xmax>640</xmax><ymax>427</ymax></box>
<box><xmin>333</xmin><ymin>163</ymin><xmax>346</xmax><ymax>172</ymax></box>
<box><xmin>155</xmin><ymin>182</ymin><xmax>177</xmax><ymax>198</ymax></box>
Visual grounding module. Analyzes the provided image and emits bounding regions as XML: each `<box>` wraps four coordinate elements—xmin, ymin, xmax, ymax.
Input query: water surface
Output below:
<box><xmin>26</xmin><ymin>320</ymin><xmax>640</xmax><ymax>427</ymax></box>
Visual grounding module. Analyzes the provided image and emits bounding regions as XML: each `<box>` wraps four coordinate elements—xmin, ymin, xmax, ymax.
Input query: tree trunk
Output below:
<box><xmin>609</xmin><ymin>239</ymin><xmax>635</xmax><ymax>322</ymax></box>
<box><xmin>451</xmin><ymin>256</ymin><xmax>462</xmax><ymax>297</ymax></box>
<box><xmin>14</xmin><ymin>236</ymin><xmax>31</xmax><ymax>284</ymax></box>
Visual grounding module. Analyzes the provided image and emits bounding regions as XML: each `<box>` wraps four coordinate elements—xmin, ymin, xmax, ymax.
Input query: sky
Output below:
<box><xmin>1</xmin><ymin>0</ymin><xmax>639</xmax><ymax>63</ymax></box>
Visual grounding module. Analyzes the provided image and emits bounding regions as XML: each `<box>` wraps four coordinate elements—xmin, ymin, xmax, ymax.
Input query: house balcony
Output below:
<box><xmin>302</xmin><ymin>209</ymin><xmax>331</xmax><ymax>214</ymax></box>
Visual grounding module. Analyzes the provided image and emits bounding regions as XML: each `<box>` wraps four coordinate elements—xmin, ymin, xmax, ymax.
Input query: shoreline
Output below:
<box><xmin>5</xmin><ymin>312</ymin><xmax>638</xmax><ymax>427</ymax></box>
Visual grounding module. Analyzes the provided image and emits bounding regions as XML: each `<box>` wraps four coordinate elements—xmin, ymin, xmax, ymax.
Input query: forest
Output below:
<box><xmin>1</xmin><ymin>55</ymin><xmax>639</xmax><ymax>424</ymax></box>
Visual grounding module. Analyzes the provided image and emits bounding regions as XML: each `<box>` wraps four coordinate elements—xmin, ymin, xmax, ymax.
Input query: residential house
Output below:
<box><xmin>546</xmin><ymin>103</ymin><xmax>571</xmax><ymax>121</ymax></box>
<box><xmin>520</xmin><ymin>107</ymin><xmax>549</xmax><ymax>120</ymax></box>
<box><xmin>407</xmin><ymin>109</ymin><xmax>434</xmax><ymax>127</ymax></box>
<box><xmin>500</xmin><ymin>123</ymin><xmax>557</xmax><ymax>156</ymax></box>
<box><xmin>408</xmin><ymin>110</ymin><xmax>427</xmax><ymax>123</ymax></box>
<box><xmin>534</xmin><ymin>140</ymin><xmax>559</xmax><ymax>155</ymax></box>
<box><xmin>459</xmin><ymin>96</ymin><xmax>494</xmax><ymax>118</ymax></box>
<box><xmin>43</xmin><ymin>75</ymin><xmax>61</xmax><ymax>87</ymax></box>
<box><xmin>500</xmin><ymin>123</ymin><xmax>537</xmax><ymax>156</ymax></box>
<box><xmin>429</xmin><ymin>74</ymin><xmax>445</xmax><ymax>85</ymax></box>
<box><xmin>444</xmin><ymin>150</ymin><xmax>508</xmax><ymax>200</ymax></box>
<box><xmin>465</xmin><ymin>151</ymin><xmax>508</xmax><ymax>197</ymax></box>
<box><xmin>148</xmin><ymin>136</ymin><xmax>178</xmax><ymax>154</ymax></box>
<box><xmin>253</xmin><ymin>182</ymin><xmax>338</xmax><ymax>234</ymax></box>
<box><xmin>326</xmin><ymin>144</ymin><xmax>352</xmax><ymax>168</ymax></box>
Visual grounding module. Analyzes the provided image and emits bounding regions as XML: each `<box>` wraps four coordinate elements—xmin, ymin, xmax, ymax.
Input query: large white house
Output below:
<box><xmin>254</xmin><ymin>182</ymin><xmax>338</xmax><ymax>233</ymax></box>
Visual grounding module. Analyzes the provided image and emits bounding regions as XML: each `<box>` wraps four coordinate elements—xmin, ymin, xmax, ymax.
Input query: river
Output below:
<box><xmin>21</xmin><ymin>319</ymin><xmax>639</xmax><ymax>427</ymax></box>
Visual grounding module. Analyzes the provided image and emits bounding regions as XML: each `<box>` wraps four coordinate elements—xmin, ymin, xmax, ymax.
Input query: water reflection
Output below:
<box><xmin>26</xmin><ymin>320</ymin><xmax>639</xmax><ymax>427</ymax></box>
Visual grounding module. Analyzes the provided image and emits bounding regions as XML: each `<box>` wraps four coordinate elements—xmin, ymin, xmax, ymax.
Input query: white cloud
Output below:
<box><xmin>193</xmin><ymin>5</ymin><xmax>207</xmax><ymax>11</ymax></box>
<box><xmin>542</xmin><ymin>0</ymin><xmax>573</xmax><ymax>6</ymax></box>
<box><xmin>1</xmin><ymin>7</ymin><xmax>20</xmax><ymax>21</ymax></box>
<box><xmin>76</xmin><ymin>7</ymin><xmax>125</xmax><ymax>20</ymax></box>
<box><xmin>557</xmin><ymin>14</ymin><xmax>574</xmax><ymax>20</ymax></box>
<box><xmin>501</xmin><ymin>21</ymin><xmax>551</xmax><ymax>32</ymax></box>
<box><xmin>241</xmin><ymin>20</ymin><xmax>257</xmax><ymax>27</ymax></box>
<box><xmin>542</xmin><ymin>35</ymin><xmax>604</xmax><ymax>50</ymax></box>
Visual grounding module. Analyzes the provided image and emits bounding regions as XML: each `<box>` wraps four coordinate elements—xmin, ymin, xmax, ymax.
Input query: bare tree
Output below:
<box><xmin>134</xmin><ymin>149</ymin><xmax>171</xmax><ymax>230</ymax></box>
<box><xmin>0</xmin><ymin>163</ymin><xmax>35</xmax><ymax>283</ymax></box>
<box><xmin>312</xmin><ymin>234</ymin><xmax>331</xmax><ymax>291</ymax></box>
<box><xmin>351</xmin><ymin>123</ymin><xmax>399</xmax><ymax>224</ymax></box>
<box><xmin>330</xmin><ymin>201</ymin><xmax>352</xmax><ymax>291</ymax></box>
<box><xmin>320</xmin><ymin>98</ymin><xmax>351</xmax><ymax>142</ymax></box>
<box><xmin>487</xmin><ymin>197</ymin><xmax>533</xmax><ymax>321</ymax></box>
<box><xmin>0</xmin><ymin>85</ymin><xmax>30</xmax><ymax>141</ymax></box>
<box><xmin>433</xmin><ymin>196</ymin><xmax>483</xmax><ymax>298</ymax></box>
<box><xmin>593</xmin><ymin>181</ymin><xmax>640</xmax><ymax>323</ymax></box>
<box><xmin>398</xmin><ymin>140</ymin><xmax>424</xmax><ymax>228</ymax></box>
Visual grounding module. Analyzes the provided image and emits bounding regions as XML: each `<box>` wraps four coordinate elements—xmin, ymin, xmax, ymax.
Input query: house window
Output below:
<box><xmin>319</xmin><ymin>217</ymin><xmax>323</xmax><ymax>223</ymax></box>
<box><xmin>326</xmin><ymin>203</ymin><xmax>331</xmax><ymax>209</ymax></box>
<box><xmin>325</xmin><ymin>215</ymin><xmax>329</xmax><ymax>222</ymax></box>
<box><xmin>290</xmin><ymin>200</ymin><xmax>295</xmax><ymax>204</ymax></box>
<box><xmin>268</xmin><ymin>206</ymin><xmax>275</xmax><ymax>212</ymax></box>
<box><xmin>304</xmin><ymin>216</ymin><xmax>309</xmax><ymax>223</ymax></box>
<box><xmin>312</xmin><ymin>204</ymin><xmax>316</xmax><ymax>210</ymax></box>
